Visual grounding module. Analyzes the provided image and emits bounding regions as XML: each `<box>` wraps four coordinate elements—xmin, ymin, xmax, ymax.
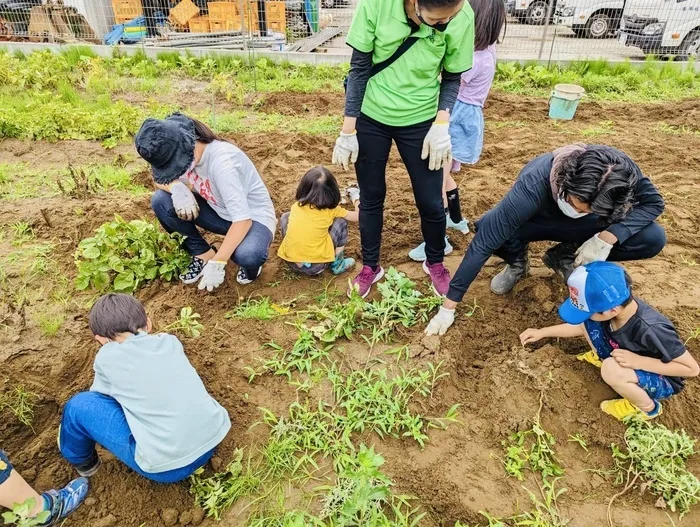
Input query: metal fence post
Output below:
<box><xmin>537</xmin><ymin>0</ymin><xmax>556</xmax><ymax>61</ymax></box>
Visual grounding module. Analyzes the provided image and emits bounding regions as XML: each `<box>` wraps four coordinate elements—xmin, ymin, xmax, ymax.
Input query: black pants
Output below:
<box><xmin>477</xmin><ymin>207</ymin><xmax>666</xmax><ymax>264</ymax></box>
<box><xmin>355</xmin><ymin>113</ymin><xmax>446</xmax><ymax>267</ymax></box>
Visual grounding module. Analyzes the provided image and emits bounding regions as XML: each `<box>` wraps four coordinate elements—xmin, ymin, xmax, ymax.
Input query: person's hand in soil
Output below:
<box><xmin>197</xmin><ymin>260</ymin><xmax>226</xmax><ymax>292</ymax></box>
<box><xmin>425</xmin><ymin>306</ymin><xmax>455</xmax><ymax>336</ymax></box>
<box><xmin>421</xmin><ymin>122</ymin><xmax>452</xmax><ymax>171</ymax></box>
<box><xmin>574</xmin><ymin>233</ymin><xmax>614</xmax><ymax>267</ymax></box>
<box><xmin>333</xmin><ymin>131</ymin><xmax>359</xmax><ymax>171</ymax></box>
<box><xmin>170</xmin><ymin>181</ymin><xmax>200</xmax><ymax>221</ymax></box>
<box><xmin>520</xmin><ymin>328</ymin><xmax>546</xmax><ymax>345</ymax></box>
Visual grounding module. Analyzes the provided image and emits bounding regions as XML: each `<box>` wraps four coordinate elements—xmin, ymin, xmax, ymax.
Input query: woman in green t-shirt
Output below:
<box><xmin>332</xmin><ymin>0</ymin><xmax>474</xmax><ymax>299</ymax></box>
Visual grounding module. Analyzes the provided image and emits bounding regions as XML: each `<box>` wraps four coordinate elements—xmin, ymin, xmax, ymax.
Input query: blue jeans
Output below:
<box><xmin>0</xmin><ymin>450</ymin><xmax>12</xmax><ymax>484</ymax></box>
<box><xmin>151</xmin><ymin>190</ymin><xmax>273</xmax><ymax>277</ymax></box>
<box><xmin>59</xmin><ymin>392</ymin><xmax>213</xmax><ymax>483</ymax></box>
<box><xmin>584</xmin><ymin>320</ymin><xmax>675</xmax><ymax>400</ymax></box>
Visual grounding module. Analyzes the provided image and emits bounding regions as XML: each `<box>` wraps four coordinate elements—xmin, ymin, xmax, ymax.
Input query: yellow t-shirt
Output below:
<box><xmin>278</xmin><ymin>203</ymin><xmax>349</xmax><ymax>263</ymax></box>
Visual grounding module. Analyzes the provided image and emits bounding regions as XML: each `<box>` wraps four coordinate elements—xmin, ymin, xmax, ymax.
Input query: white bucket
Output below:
<box><xmin>549</xmin><ymin>84</ymin><xmax>585</xmax><ymax>120</ymax></box>
<box><xmin>552</xmin><ymin>84</ymin><xmax>585</xmax><ymax>101</ymax></box>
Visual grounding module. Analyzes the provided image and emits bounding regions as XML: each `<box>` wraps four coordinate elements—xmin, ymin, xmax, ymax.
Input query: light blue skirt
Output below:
<box><xmin>450</xmin><ymin>100</ymin><xmax>484</xmax><ymax>165</ymax></box>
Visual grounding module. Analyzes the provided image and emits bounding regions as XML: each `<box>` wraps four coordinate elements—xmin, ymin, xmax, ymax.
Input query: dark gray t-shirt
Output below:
<box><xmin>603</xmin><ymin>299</ymin><xmax>687</xmax><ymax>393</ymax></box>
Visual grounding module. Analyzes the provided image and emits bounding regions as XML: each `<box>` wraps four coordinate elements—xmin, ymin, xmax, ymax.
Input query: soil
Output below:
<box><xmin>1</xmin><ymin>91</ymin><xmax>700</xmax><ymax>527</ymax></box>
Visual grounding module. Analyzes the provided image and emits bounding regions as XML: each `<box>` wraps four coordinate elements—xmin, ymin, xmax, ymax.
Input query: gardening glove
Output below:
<box><xmin>346</xmin><ymin>185</ymin><xmax>361</xmax><ymax>204</ymax></box>
<box><xmin>424</xmin><ymin>306</ymin><xmax>455</xmax><ymax>336</ymax></box>
<box><xmin>171</xmin><ymin>181</ymin><xmax>199</xmax><ymax>221</ymax></box>
<box><xmin>574</xmin><ymin>234</ymin><xmax>613</xmax><ymax>267</ymax></box>
<box><xmin>421</xmin><ymin>122</ymin><xmax>452</xmax><ymax>171</ymax></box>
<box><xmin>198</xmin><ymin>260</ymin><xmax>226</xmax><ymax>292</ymax></box>
<box><xmin>332</xmin><ymin>131</ymin><xmax>359</xmax><ymax>171</ymax></box>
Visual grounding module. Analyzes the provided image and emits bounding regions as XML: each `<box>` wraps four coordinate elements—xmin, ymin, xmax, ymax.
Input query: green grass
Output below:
<box><xmin>34</xmin><ymin>312</ymin><xmax>64</xmax><ymax>337</ymax></box>
<box><xmin>225</xmin><ymin>296</ymin><xmax>281</xmax><ymax>321</ymax></box>
<box><xmin>0</xmin><ymin>385</ymin><xmax>38</xmax><ymax>427</ymax></box>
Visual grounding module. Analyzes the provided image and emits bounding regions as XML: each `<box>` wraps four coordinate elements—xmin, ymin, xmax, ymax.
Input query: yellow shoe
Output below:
<box><xmin>600</xmin><ymin>398</ymin><xmax>663</xmax><ymax>421</ymax></box>
<box><xmin>576</xmin><ymin>350</ymin><xmax>602</xmax><ymax>368</ymax></box>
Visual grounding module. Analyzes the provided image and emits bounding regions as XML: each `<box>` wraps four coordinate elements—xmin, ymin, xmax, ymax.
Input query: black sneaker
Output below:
<box><xmin>236</xmin><ymin>266</ymin><xmax>262</xmax><ymax>285</ymax></box>
<box><xmin>180</xmin><ymin>256</ymin><xmax>206</xmax><ymax>284</ymax></box>
<box><xmin>542</xmin><ymin>242</ymin><xmax>579</xmax><ymax>282</ymax></box>
<box><xmin>73</xmin><ymin>450</ymin><xmax>101</xmax><ymax>478</ymax></box>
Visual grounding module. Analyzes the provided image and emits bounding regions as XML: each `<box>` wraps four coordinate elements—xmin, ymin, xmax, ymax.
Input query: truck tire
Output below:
<box><xmin>678</xmin><ymin>30</ymin><xmax>700</xmax><ymax>61</ymax></box>
<box><xmin>526</xmin><ymin>1</ymin><xmax>547</xmax><ymax>25</ymax></box>
<box><xmin>585</xmin><ymin>13</ymin><xmax>611</xmax><ymax>38</ymax></box>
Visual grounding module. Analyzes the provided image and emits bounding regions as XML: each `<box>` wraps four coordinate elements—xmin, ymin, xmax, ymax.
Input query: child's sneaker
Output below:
<box><xmin>179</xmin><ymin>256</ymin><xmax>206</xmax><ymax>284</ymax></box>
<box><xmin>330</xmin><ymin>251</ymin><xmax>355</xmax><ymax>275</ymax></box>
<box><xmin>41</xmin><ymin>477</ymin><xmax>89</xmax><ymax>526</ymax></box>
<box><xmin>57</xmin><ymin>426</ymin><xmax>101</xmax><ymax>477</ymax></box>
<box><xmin>576</xmin><ymin>350</ymin><xmax>602</xmax><ymax>368</ymax></box>
<box><xmin>600</xmin><ymin>398</ymin><xmax>663</xmax><ymax>420</ymax></box>
<box><xmin>423</xmin><ymin>261</ymin><xmax>451</xmax><ymax>297</ymax></box>
<box><xmin>447</xmin><ymin>217</ymin><xmax>470</xmax><ymax>234</ymax></box>
<box><xmin>408</xmin><ymin>237</ymin><xmax>453</xmax><ymax>262</ymax></box>
<box><xmin>237</xmin><ymin>266</ymin><xmax>262</xmax><ymax>285</ymax></box>
<box><xmin>348</xmin><ymin>266</ymin><xmax>384</xmax><ymax>298</ymax></box>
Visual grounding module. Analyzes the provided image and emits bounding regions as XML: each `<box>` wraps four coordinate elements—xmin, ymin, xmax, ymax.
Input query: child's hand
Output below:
<box><xmin>611</xmin><ymin>349</ymin><xmax>643</xmax><ymax>369</ymax></box>
<box><xmin>520</xmin><ymin>328</ymin><xmax>545</xmax><ymax>346</ymax></box>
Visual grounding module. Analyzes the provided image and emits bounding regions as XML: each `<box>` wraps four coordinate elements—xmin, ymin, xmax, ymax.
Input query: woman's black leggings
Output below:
<box><xmin>354</xmin><ymin>113</ymin><xmax>446</xmax><ymax>268</ymax></box>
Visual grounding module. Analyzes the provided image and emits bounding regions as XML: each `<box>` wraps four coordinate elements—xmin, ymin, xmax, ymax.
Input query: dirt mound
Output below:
<box><xmin>1</xmin><ymin>94</ymin><xmax>700</xmax><ymax>526</ymax></box>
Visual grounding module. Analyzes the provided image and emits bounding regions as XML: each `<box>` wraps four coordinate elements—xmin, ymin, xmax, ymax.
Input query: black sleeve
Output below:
<box><xmin>438</xmin><ymin>69</ymin><xmax>463</xmax><ymax>113</ymax></box>
<box><xmin>344</xmin><ymin>48</ymin><xmax>373</xmax><ymax>118</ymax></box>
<box><xmin>606</xmin><ymin>161</ymin><xmax>665</xmax><ymax>244</ymax></box>
<box><xmin>641</xmin><ymin>325</ymin><xmax>686</xmax><ymax>363</ymax></box>
<box><xmin>446</xmin><ymin>154</ymin><xmax>553</xmax><ymax>303</ymax></box>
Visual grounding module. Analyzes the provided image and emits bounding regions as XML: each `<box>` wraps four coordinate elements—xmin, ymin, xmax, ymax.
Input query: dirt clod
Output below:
<box><xmin>210</xmin><ymin>455</ymin><xmax>223</xmax><ymax>472</ymax></box>
<box><xmin>93</xmin><ymin>514</ymin><xmax>117</xmax><ymax>527</ymax></box>
<box><xmin>190</xmin><ymin>508</ymin><xmax>205</xmax><ymax>526</ymax></box>
<box><xmin>179</xmin><ymin>510</ymin><xmax>192</xmax><ymax>525</ymax></box>
<box><xmin>84</xmin><ymin>497</ymin><xmax>97</xmax><ymax>507</ymax></box>
<box><xmin>161</xmin><ymin>508</ymin><xmax>179</xmax><ymax>526</ymax></box>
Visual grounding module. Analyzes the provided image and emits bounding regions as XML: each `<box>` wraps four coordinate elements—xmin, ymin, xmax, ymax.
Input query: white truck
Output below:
<box><xmin>555</xmin><ymin>0</ymin><xmax>624</xmax><ymax>38</ymax></box>
<box><xmin>506</xmin><ymin>0</ymin><xmax>557</xmax><ymax>25</ymax></box>
<box><xmin>618</xmin><ymin>0</ymin><xmax>700</xmax><ymax>59</ymax></box>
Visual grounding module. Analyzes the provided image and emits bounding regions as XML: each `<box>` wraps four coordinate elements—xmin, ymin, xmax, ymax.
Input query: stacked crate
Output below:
<box><xmin>188</xmin><ymin>15</ymin><xmax>211</xmax><ymax>33</ymax></box>
<box><xmin>207</xmin><ymin>1</ymin><xmax>285</xmax><ymax>33</ymax></box>
<box><xmin>112</xmin><ymin>0</ymin><xmax>143</xmax><ymax>25</ymax></box>
<box><xmin>208</xmin><ymin>1</ymin><xmax>242</xmax><ymax>32</ymax></box>
<box><xmin>265</xmin><ymin>1</ymin><xmax>286</xmax><ymax>34</ymax></box>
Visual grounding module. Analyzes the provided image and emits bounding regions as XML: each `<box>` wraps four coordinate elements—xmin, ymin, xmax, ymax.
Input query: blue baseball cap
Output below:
<box><xmin>558</xmin><ymin>261</ymin><xmax>631</xmax><ymax>324</ymax></box>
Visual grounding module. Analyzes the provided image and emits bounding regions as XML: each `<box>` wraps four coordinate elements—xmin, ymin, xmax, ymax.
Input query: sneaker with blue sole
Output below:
<box><xmin>408</xmin><ymin>237</ymin><xmax>453</xmax><ymax>262</ymax></box>
<box><xmin>41</xmin><ymin>477</ymin><xmax>89</xmax><ymax>526</ymax></box>
<box><xmin>447</xmin><ymin>217</ymin><xmax>470</xmax><ymax>234</ymax></box>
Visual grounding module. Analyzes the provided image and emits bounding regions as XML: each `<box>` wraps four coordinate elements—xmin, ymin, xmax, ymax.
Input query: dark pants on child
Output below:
<box><xmin>477</xmin><ymin>206</ymin><xmax>666</xmax><ymax>265</ymax></box>
<box><xmin>151</xmin><ymin>190</ymin><xmax>273</xmax><ymax>277</ymax></box>
<box><xmin>583</xmin><ymin>320</ymin><xmax>675</xmax><ymax>400</ymax></box>
<box><xmin>0</xmin><ymin>450</ymin><xmax>12</xmax><ymax>484</ymax></box>
<box><xmin>279</xmin><ymin>212</ymin><xmax>348</xmax><ymax>275</ymax></box>
<box><xmin>355</xmin><ymin>113</ymin><xmax>446</xmax><ymax>268</ymax></box>
<box><xmin>60</xmin><ymin>392</ymin><xmax>213</xmax><ymax>484</ymax></box>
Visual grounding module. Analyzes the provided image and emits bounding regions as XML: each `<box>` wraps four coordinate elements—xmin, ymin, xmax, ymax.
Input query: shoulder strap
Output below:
<box><xmin>369</xmin><ymin>36</ymin><xmax>419</xmax><ymax>79</ymax></box>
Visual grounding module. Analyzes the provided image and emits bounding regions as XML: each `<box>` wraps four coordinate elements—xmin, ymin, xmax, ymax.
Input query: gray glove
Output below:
<box><xmin>171</xmin><ymin>181</ymin><xmax>199</xmax><ymax>221</ymax></box>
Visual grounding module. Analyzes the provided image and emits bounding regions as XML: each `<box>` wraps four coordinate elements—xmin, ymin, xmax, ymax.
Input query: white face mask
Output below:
<box><xmin>557</xmin><ymin>197</ymin><xmax>589</xmax><ymax>219</ymax></box>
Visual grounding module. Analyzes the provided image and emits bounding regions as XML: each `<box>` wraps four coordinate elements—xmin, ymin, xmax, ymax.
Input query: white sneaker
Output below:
<box><xmin>447</xmin><ymin>217</ymin><xmax>470</xmax><ymax>234</ymax></box>
<box><xmin>408</xmin><ymin>236</ymin><xmax>453</xmax><ymax>262</ymax></box>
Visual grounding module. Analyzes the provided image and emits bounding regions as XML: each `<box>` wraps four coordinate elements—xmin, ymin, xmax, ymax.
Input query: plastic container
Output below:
<box><xmin>548</xmin><ymin>84</ymin><xmax>585</xmax><ymax>120</ymax></box>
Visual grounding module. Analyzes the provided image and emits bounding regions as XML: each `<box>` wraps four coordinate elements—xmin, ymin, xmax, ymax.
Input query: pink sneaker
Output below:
<box><xmin>423</xmin><ymin>261</ymin><xmax>451</xmax><ymax>297</ymax></box>
<box><xmin>348</xmin><ymin>265</ymin><xmax>385</xmax><ymax>298</ymax></box>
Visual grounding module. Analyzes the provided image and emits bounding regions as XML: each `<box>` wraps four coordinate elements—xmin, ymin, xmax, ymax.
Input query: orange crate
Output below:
<box><xmin>210</xmin><ymin>18</ymin><xmax>239</xmax><ymax>31</ymax></box>
<box><xmin>267</xmin><ymin>19</ymin><xmax>285</xmax><ymax>32</ymax></box>
<box><xmin>208</xmin><ymin>1</ymin><xmax>239</xmax><ymax>20</ymax></box>
<box><xmin>266</xmin><ymin>1</ymin><xmax>285</xmax><ymax>20</ymax></box>
<box><xmin>112</xmin><ymin>0</ymin><xmax>142</xmax><ymax>21</ymax></box>
<box><xmin>188</xmin><ymin>15</ymin><xmax>210</xmax><ymax>32</ymax></box>
<box><xmin>169</xmin><ymin>0</ymin><xmax>200</xmax><ymax>26</ymax></box>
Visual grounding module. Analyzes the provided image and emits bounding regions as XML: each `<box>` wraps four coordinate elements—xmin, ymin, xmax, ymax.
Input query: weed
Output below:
<box><xmin>1</xmin><ymin>498</ymin><xmax>50</xmax><ymax>526</ymax></box>
<box><xmin>655</xmin><ymin>122</ymin><xmax>700</xmax><ymax>136</ymax></box>
<box><xmin>226</xmin><ymin>297</ymin><xmax>280</xmax><ymax>321</ymax></box>
<box><xmin>75</xmin><ymin>215</ymin><xmax>190</xmax><ymax>292</ymax></box>
<box><xmin>0</xmin><ymin>385</ymin><xmax>38</xmax><ymax>427</ymax></box>
<box><xmin>163</xmin><ymin>307</ymin><xmax>204</xmax><ymax>338</ymax></box>
<box><xmin>306</xmin><ymin>293</ymin><xmax>365</xmax><ymax>343</ymax></box>
<box><xmin>581</xmin><ymin>120</ymin><xmax>616</xmax><ymax>138</ymax></box>
<box><xmin>686</xmin><ymin>328</ymin><xmax>700</xmax><ymax>345</ymax></box>
<box><xmin>9</xmin><ymin>222</ymin><xmax>34</xmax><ymax>246</ymax></box>
<box><xmin>567</xmin><ymin>433</ymin><xmax>588</xmax><ymax>452</ymax></box>
<box><xmin>34</xmin><ymin>312</ymin><xmax>64</xmax><ymax>337</ymax></box>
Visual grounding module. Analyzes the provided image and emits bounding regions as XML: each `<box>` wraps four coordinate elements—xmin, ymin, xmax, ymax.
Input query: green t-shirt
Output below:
<box><xmin>346</xmin><ymin>0</ymin><xmax>474</xmax><ymax>127</ymax></box>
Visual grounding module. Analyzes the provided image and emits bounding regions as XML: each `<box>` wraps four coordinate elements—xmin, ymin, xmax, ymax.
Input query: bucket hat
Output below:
<box><xmin>135</xmin><ymin>113</ymin><xmax>196</xmax><ymax>184</ymax></box>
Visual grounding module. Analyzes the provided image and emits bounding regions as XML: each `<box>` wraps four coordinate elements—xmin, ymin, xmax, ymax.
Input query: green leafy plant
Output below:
<box><xmin>567</xmin><ymin>433</ymin><xmax>588</xmax><ymax>452</ymax></box>
<box><xmin>0</xmin><ymin>385</ymin><xmax>38</xmax><ymax>427</ymax></box>
<box><xmin>74</xmin><ymin>215</ymin><xmax>190</xmax><ymax>292</ymax></box>
<box><xmin>163</xmin><ymin>307</ymin><xmax>204</xmax><ymax>338</ymax></box>
<box><xmin>225</xmin><ymin>296</ymin><xmax>282</xmax><ymax>321</ymax></box>
<box><xmin>609</xmin><ymin>416</ymin><xmax>700</xmax><ymax>519</ymax></box>
<box><xmin>9</xmin><ymin>222</ymin><xmax>34</xmax><ymax>246</ymax></box>
<box><xmin>2</xmin><ymin>498</ymin><xmax>50</xmax><ymax>526</ymax></box>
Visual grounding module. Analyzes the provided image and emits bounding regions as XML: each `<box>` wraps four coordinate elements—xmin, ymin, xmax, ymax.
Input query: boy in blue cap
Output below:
<box><xmin>520</xmin><ymin>261</ymin><xmax>698</xmax><ymax>420</ymax></box>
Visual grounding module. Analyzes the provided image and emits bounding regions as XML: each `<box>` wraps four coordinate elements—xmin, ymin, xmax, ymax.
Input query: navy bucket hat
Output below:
<box><xmin>135</xmin><ymin>113</ymin><xmax>196</xmax><ymax>184</ymax></box>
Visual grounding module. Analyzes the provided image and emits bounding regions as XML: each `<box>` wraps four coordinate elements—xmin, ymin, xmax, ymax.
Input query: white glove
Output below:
<box><xmin>421</xmin><ymin>122</ymin><xmax>452</xmax><ymax>171</ymax></box>
<box><xmin>424</xmin><ymin>306</ymin><xmax>455</xmax><ymax>336</ymax></box>
<box><xmin>171</xmin><ymin>181</ymin><xmax>199</xmax><ymax>221</ymax></box>
<box><xmin>574</xmin><ymin>234</ymin><xmax>613</xmax><ymax>267</ymax></box>
<box><xmin>332</xmin><ymin>131</ymin><xmax>359</xmax><ymax>171</ymax></box>
<box><xmin>346</xmin><ymin>186</ymin><xmax>360</xmax><ymax>203</ymax></box>
<box><xmin>198</xmin><ymin>260</ymin><xmax>226</xmax><ymax>292</ymax></box>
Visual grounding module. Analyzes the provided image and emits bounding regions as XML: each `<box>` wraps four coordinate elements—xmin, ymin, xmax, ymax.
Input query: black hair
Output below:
<box><xmin>470</xmin><ymin>0</ymin><xmax>506</xmax><ymax>50</ymax></box>
<box><xmin>555</xmin><ymin>145</ymin><xmax>637</xmax><ymax>223</ymax></box>
<box><xmin>416</xmin><ymin>0</ymin><xmax>464</xmax><ymax>9</ymax></box>
<box><xmin>296</xmin><ymin>166</ymin><xmax>341</xmax><ymax>210</ymax></box>
<box><xmin>89</xmin><ymin>293</ymin><xmax>148</xmax><ymax>339</ymax></box>
<box><xmin>191</xmin><ymin>117</ymin><xmax>223</xmax><ymax>143</ymax></box>
<box><xmin>621</xmin><ymin>270</ymin><xmax>634</xmax><ymax>307</ymax></box>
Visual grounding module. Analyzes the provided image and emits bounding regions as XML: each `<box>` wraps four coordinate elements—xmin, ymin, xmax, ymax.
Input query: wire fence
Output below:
<box><xmin>0</xmin><ymin>0</ymin><xmax>698</xmax><ymax>61</ymax></box>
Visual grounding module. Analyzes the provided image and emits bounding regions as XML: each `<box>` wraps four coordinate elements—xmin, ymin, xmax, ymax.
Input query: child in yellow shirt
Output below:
<box><xmin>278</xmin><ymin>166</ymin><xmax>360</xmax><ymax>276</ymax></box>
